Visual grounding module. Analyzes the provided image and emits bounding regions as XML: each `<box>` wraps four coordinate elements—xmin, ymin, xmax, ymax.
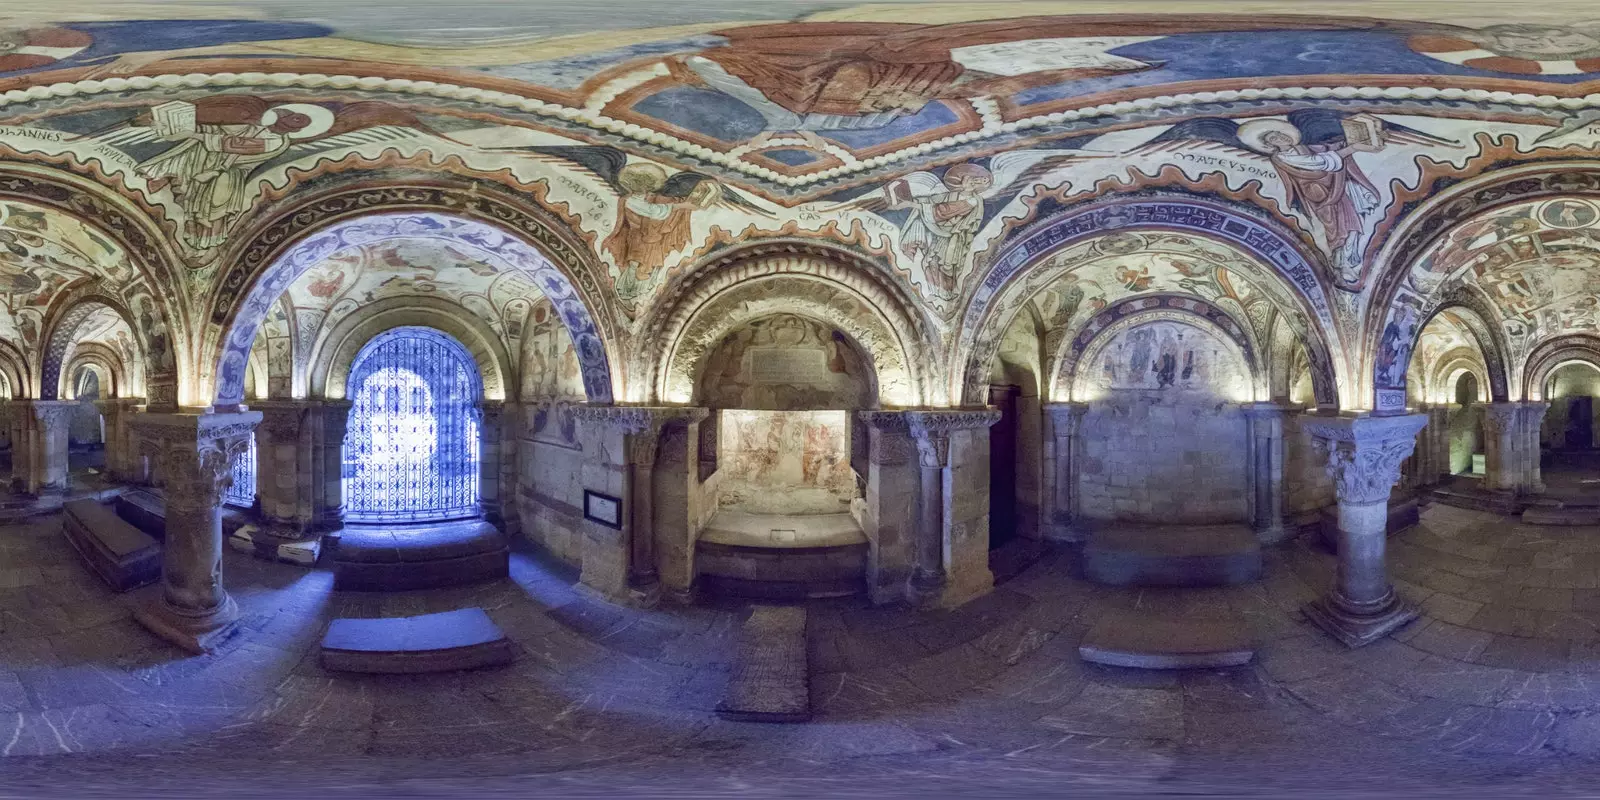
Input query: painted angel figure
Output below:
<box><xmin>1135</xmin><ymin>110</ymin><xmax>1459</xmax><ymax>286</ymax></box>
<box><xmin>822</xmin><ymin>148</ymin><xmax>1105</xmax><ymax>301</ymax></box>
<box><xmin>85</xmin><ymin>96</ymin><xmax>466</xmax><ymax>253</ymax></box>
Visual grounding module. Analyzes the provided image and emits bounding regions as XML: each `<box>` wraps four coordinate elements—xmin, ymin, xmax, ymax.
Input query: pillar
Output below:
<box><xmin>497</xmin><ymin>401</ymin><xmax>522</xmax><ymax>536</ymax></box>
<box><xmin>94</xmin><ymin>399</ymin><xmax>141</xmax><ymax>483</ymax></box>
<box><xmin>1042</xmin><ymin>403</ymin><xmax>1089</xmax><ymax>542</ymax></box>
<box><xmin>569</xmin><ymin>406</ymin><xmax>706</xmax><ymax>607</ymax></box>
<box><xmin>130</xmin><ymin>411</ymin><xmax>261</xmax><ymax>654</ymax></box>
<box><xmin>1483</xmin><ymin>401</ymin><xmax>1550</xmax><ymax>496</ymax></box>
<box><xmin>859</xmin><ymin>411</ymin><xmax>919</xmax><ymax>605</ymax></box>
<box><xmin>8</xmin><ymin>400</ymin><xmax>75</xmax><ymax>495</ymax></box>
<box><xmin>905</xmin><ymin>409</ymin><xmax>1002</xmax><ymax>609</ymax></box>
<box><xmin>1243</xmin><ymin>402</ymin><xmax>1287</xmax><ymax>544</ymax></box>
<box><xmin>1301</xmin><ymin>414</ymin><xmax>1427</xmax><ymax>648</ymax></box>
<box><xmin>309</xmin><ymin>400</ymin><xmax>351</xmax><ymax>534</ymax></box>
<box><xmin>252</xmin><ymin>401</ymin><xmax>309</xmax><ymax>538</ymax></box>
<box><xmin>479</xmin><ymin>401</ymin><xmax>505</xmax><ymax>527</ymax></box>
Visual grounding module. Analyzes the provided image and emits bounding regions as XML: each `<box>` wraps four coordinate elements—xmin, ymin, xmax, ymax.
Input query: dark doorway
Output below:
<box><xmin>1566</xmin><ymin>396</ymin><xmax>1594</xmax><ymax>450</ymax></box>
<box><xmin>988</xmin><ymin>384</ymin><xmax>1021</xmax><ymax>551</ymax></box>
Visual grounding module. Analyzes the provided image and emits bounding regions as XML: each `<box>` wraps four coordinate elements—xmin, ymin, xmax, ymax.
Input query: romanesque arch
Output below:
<box><xmin>1524</xmin><ymin>334</ymin><xmax>1600</xmax><ymax>402</ymax></box>
<box><xmin>1364</xmin><ymin>163</ymin><xmax>1600</xmax><ymax>411</ymax></box>
<box><xmin>640</xmin><ymin>241</ymin><xmax>937</xmax><ymax>408</ymax></box>
<box><xmin>308</xmin><ymin>295</ymin><xmax>515</xmax><ymax>402</ymax></box>
<box><xmin>959</xmin><ymin>195</ymin><xmax>1341</xmax><ymax>408</ymax></box>
<box><xmin>39</xmin><ymin>292</ymin><xmax>143</xmax><ymax>402</ymax></box>
<box><xmin>1054</xmin><ymin>294</ymin><xmax>1263</xmax><ymax>402</ymax></box>
<box><xmin>206</xmin><ymin>180</ymin><xmax>617</xmax><ymax>410</ymax></box>
<box><xmin>63</xmin><ymin>343</ymin><xmax>127</xmax><ymax>400</ymax></box>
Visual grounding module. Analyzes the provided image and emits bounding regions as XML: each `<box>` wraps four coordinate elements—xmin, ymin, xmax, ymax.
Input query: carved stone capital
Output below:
<box><xmin>571</xmin><ymin>404</ymin><xmax>707</xmax><ymax>433</ymax></box>
<box><xmin>94</xmin><ymin>398</ymin><xmax>142</xmax><ymax>418</ymax></box>
<box><xmin>1303</xmin><ymin>414</ymin><xmax>1427</xmax><ymax>506</ymax></box>
<box><xmin>1043</xmin><ymin>402</ymin><xmax>1090</xmax><ymax>438</ymax></box>
<box><xmin>132</xmin><ymin>412</ymin><xmax>262</xmax><ymax>507</ymax></box>
<box><xmin>253</xmin><ymin>401</ymin><xmax>309</xmax><ymax>442</ymax></box>
<box><xmin>1482</xmin><ymin>402</ymin><xmax>1521</xmax><ymax>436</ymax></box>
<box><xmin>19</xmin><ymin>400</ymin><xmax>78</xmax><ymax>431</ymax></box>
<box><xmin>905</xmin><ymin>408</ymin><xmax>1001</xmax><ymax>469</ymax></box>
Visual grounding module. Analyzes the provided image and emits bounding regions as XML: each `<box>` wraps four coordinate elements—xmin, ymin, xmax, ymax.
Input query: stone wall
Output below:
<box><xmin>1542</xmin><ymin>364</ymin><xmax>1600</xmax><ymax>448</ymax></box>
<box><xmin>1077</xmin><ymin>393</ymin><xmax>1249</xmax><ymax>524</ymax></box>
<box><xmin>515</xmin><ymin>404</ymin><xmax>624</xmax><ymax>587</ymax></box>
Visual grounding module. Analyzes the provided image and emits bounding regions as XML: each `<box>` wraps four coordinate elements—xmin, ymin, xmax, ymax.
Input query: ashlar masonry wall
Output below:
<box><xmin>1076</xmin><ymin>392</ymin><xmax>1249</xmax><ymax>524</ymax></box>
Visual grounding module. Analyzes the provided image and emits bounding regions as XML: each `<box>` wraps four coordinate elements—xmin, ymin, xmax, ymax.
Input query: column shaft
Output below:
<box><xmin>1043</xmin><ymin>403</ymin><xmax>1088</xmax><ymax>542</ymax></box>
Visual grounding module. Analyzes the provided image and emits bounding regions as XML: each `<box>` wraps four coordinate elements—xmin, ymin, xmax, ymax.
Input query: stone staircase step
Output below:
<box><xmin>320</xmin><ymin>607</ymin><xmax>516</xmax><ymax>674</ymax></box>
<box><xmin>1079</xmin><ymin>608</ymin><xmax>1254</xmax><ymax>669</ymax></box>
<box><xmin>1082</xmin><ymin>523</ymin><xmax>1261</xmax><ymax>587</ymax></box>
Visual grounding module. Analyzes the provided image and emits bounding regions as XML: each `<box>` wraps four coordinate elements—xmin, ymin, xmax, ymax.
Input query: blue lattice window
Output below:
<box><xmin>343</xmin><ymin>327</ymin><xmax>482</xmax><ymax>523</ymax></box>
<box><xmin>225</xmin><ymin>433</ymin><xmax>257</xmax><ymax>509</ymax></box>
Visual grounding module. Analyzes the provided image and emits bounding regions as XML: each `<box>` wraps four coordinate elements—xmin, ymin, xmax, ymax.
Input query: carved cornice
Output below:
<box><xmin>1303</xmin><ymin>414</ymin><xmax>1427</xmax><ymax>505</ymax></box>
<box><xmin>571</xmin><ymin>405</ymin><xmax>709</xmax><ymax>435</ymax></box>
<box><xmin>16</xmin><ymin>400</ymin><xmax>80</xmax><ymax>429</ymax></box>
<box><xmin>904</xmin><ymin>409</ymin><xmax>1002</xmax><ymax>469</ymax></box>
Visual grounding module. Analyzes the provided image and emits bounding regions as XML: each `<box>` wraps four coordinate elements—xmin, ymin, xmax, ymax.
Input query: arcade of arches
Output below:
<box><xmin>7</xmin><ymin>2</ymin><xmax>1600</xmax><ymax>792</ymax></box>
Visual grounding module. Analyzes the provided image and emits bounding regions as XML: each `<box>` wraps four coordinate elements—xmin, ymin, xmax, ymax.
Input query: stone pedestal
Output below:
<box><xmin>130</xmin><ymin>411</ymin><xmax>260</xmax><ymax>653</ymax></box>
<box><xmin>1243</xmin><ymin>403</ymin><xmax>1287</xmax><ymax>544</ymax></box>
<box><xmin>571</xmin><ymin>406</ymin><xmax>706</xmax><ymax>607</ymax></box>
<box><xmin>1301</xmin><ymin>414</ymin><xmax>1427</xmax><ymax>648</ymax></box>
<box><xmin>7</xmin><ymin>400</ymin><xmax>76</xmax><ymax>496</ymax></box>
<box><xmin>905</xmin><ymin>409</ymin><xmax>1002</xmax><ymax>609</ymax></box>
<box><xmin>1042</xmin><ymin>403</ymin><xmax>1089</xmax><ymax>543</ymax></box>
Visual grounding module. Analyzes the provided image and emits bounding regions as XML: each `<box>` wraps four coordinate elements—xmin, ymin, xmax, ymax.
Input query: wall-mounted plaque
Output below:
<box><xmin>583</xmin><ymin>490</ymin><xmax>622</xmax><ymax>529</ymax></box>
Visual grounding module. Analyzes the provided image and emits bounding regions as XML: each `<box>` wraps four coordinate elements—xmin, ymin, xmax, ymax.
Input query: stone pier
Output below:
<box><xmin>130</xmin><ymin>411</ymin><xmax>261</xmax><ymax>654</ymax></box>
<box><xmin>1042</xmin><ymin>403</ymin><xmax>1089</xmax><ymax>542</ymax></box>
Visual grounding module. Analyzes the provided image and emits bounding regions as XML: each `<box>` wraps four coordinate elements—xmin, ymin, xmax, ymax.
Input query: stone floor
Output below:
<box><xmin>3</xmin><ymin>502</ymin><xmax>1600</xmax><ymax>797</ymax></box>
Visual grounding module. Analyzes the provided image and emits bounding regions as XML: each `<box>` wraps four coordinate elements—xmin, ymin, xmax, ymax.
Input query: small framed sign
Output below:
<box><xmin>583</xmin><ymin>490</ymin><xmax>622</xmax><ymax>529</ymax></box>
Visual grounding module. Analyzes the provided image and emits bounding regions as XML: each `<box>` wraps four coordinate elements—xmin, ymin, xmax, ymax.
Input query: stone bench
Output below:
<box><xmin>331</xmin><ymin>520</ymin><xmax>509</xmax><ymax>591</ymax></box>
<box><xmin>114</xmin><ymin>490</ymin><xmax>166</xmax><ymax>540</ymax></box>
<box><xmin>1079</xmin><ymin>608</ymin><xmax>1254</xmax><ymax>669</ymax></box>
<box><xmin>62</xmin><ymin>499</ymin><xmax>161</xmax><ymax>593</ymax></box>
<box><xmin>320</xmin><ymin>607</ymin><xmax>517</xmax><ymax>674</ymax></box>
<box><xmin>1082</xmin><ymin>523</ymin><xmax>1261</xmax><ymax>587</ymax></box>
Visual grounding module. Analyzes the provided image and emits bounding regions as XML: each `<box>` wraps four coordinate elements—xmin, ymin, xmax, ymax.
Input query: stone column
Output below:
<box><xmin>308</xmin><ymin>400</ymin><xmax>351</xmax><ymax>534</ymax></box>
<box><xmin>479</xmin><ymin>401</ymin><xmax>505</xmax><ymax>527</ymax></box>
<box><xmin>1483</xmin><ymin>401</ymin><xmax>1550</xmax><ymax>496</ymax></box>
<box><xmin>1242</xmin><ymin>402</ymin><xmax>1287</xmax><ymax>544</ymax></box>
<box><xmin>905</xmin><ymin>409</ymin><xmax>1002</xmax><ymax>609</ymax></box>
<box><xmin>1302</xmin><ymin>414</ymin><xmax>1428</xmax><ymax>648</ymax></box>
<box><xmin>130</xmin><ymin>411</ymin><xmax>260</xmax><ymax>653</ymax></box>
<box><xmin>8</xmin><ymin>400</ymin><xmax>76</xmax><ymax>495</ymax></box>
<box><xmin>1042</xmin><ymin>403</ymin><xmax>1089</xmax><ymax>542</ymax></box>
<box><xmin>94</xmin><ymin>399</ymin><xmax>142</xmax><ymax>483</ymax></box>
<box><xmin>570</xmin><ymin>406</ymin><xmax>706</xmax><ymax>607</ymax></box>
<box><xmin>252</xmin><ymin>401</ymin><xmax>309</xmax><ymax>537</ymax></box>
<box><xmin>859</xmin><ymin>411</ymin><xmax>918</xmax><ymax>605</ymax></box>
<box><xmin>497</xmin><ymin>401</ymin><xmax>522</xmax><ymax>537</ymax></box>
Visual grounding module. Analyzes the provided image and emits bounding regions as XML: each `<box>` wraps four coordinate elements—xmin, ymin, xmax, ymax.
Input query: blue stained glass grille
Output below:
<box><xmin>343</xmin><ymin>327</ymin><xmax>482</xmax><ymax>523</ymax></box>
<box><xmin>225</xmin><ymin>433</ymin><xmax>257</xmax><ymax>509</ymax></box>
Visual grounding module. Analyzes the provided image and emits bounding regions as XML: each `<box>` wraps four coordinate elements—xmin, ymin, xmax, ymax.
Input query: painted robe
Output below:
<box><xmin>1268</xmin><ymin>144</ymin><xmax>1380</xmax><ymax>276</ymax></box>
<box><xmin>137</xmin><ymin>123</ymin><xmax>294</xmax><ymax>250</ymax></box>
<box><xmin>603</xmin><ymin>194</ymin><xmax>696</xmax><ymax>300</ymax></box>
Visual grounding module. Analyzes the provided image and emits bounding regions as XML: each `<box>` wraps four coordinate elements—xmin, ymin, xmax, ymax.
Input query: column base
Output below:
<box><xmin>1301</xmin><ymin>593</ymin><xmax>1418</xmax><ymax>648</ymax></box>
<box><xmin>1252</xmin><ymin>522</ymin><xmax>1289</xmax><ymax>546</ymax></box>
<box><xmin>227</xmin><ymin>523</ymin><xmax>324</xmax><ymax>566</ymax></box>
<box><xmin>133</xmin><ymin>593</ymin><xmax>241</xmax><ymax>655</ymax></box>
<box><xmin>1043</xmin><ymin>516</ymin><xmax>1087</xmax><ymax>544</ymax></box>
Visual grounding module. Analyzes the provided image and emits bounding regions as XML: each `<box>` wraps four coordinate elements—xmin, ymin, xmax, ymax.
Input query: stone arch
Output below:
<box><xmin>1364</xmin><ymin>163</ymin><xmax>1600</xmax><ymax>412</ymax></box>
<box><xmin>39</xmin><ymin>292</ymin><xmax>145</xmax><ymax>402</ymax></box>
<box><xmin>959</xmin><ymin>194</ymin><xmax>1341</xmax><ymax>408</ymax></box>
<box><xmin>0</xmin><ymin>166</ymin><xmax>185</xmax><ymax>408</ymax></box>
<box><xmin>641</xmin><ymin>241</ymin><xmax>937</xmax><ymax>407</ymax></box>
<box><xmin>1416</xmin><ymin>298</ymin><xmax>1511</xmax><ymax>402</ymax></box>
<box><xmin>0</xmin><ymin>341</ymin><xmax>27</xmax><ymax>400</ymax></box>
<box><xmin>307</xmin><ymin>296</ymin><xmax>514</xmax><ymax>402</ymax></box>
<box><xmin>1431</xmin><ymin>350</ymin><xmax>1489</xmax><ymax>405</ymax></box>
<box><xmin>1524</xmin><ymin>334</ymin><xmax>1600</xmax><ymax>402</ymax></box>
<box><xmin>1056</xmin><ymin>295</ymin><xmax>1261</xmax><ymax>401</ymax></box>
<box><xmin>207</xmin><ymin>180</ymin><xmax>616</xmax><ymax>410</ymax></box>
<box><xmin>63</xmin><ymin>343</ymin><xmax>126</xmax><ymax>400</ymax></box>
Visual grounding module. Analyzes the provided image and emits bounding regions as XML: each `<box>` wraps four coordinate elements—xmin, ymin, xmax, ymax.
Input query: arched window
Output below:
<box><xmin>343</xmin><ymin>327</ymin><xmax>482</xmax><ymax>523</ymax></box>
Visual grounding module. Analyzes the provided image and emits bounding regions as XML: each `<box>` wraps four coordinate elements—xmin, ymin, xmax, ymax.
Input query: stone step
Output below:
<box><xmin>718</xmin><ymin>606</ymin><xmax>810</xmax><ymax>722</ymax></box>
<box><xmin>697</xmin><ymin>512</ymin><xmax>868</xmax><ymax>600</ymax></box>
<box><xmin>1428</xmin><ymin>479</ymin><xmax>1522</xmax><ymax>515</ymax></box>
<box><xmin>1522</xmin><ymin>505</ymin><xmax>1600</xmax><ymax>526</ymax></box>
<box><xmin>331</xmin><ymin>520</ymin><xmax>509</xmax><ymax>591</ymax></box>
<box><xmin>320</xmin><ymin>607</ymin><xmax>517</xmax><ymax>674</ymax></box>
<box><xmin>1079</xmin><ymin>608</ymin><xmax>1254</xmax><ymax>669</ymax></box>
<box><xmin>1081</xmin><ymin>523</ymin><xmax>1261</xmax><ymax>587</ymax></box>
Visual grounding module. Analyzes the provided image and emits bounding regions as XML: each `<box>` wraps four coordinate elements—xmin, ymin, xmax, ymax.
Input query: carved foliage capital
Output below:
<box><xmin>905</xmin><ymin>409</ymin><xmax>1000</xmax><ymax>469</ymax></box>
<box><xmin>1304</xmin><ymin>414</ymin><xmax>1426</xmax><ymax>505</ymax></box>
<box><xmin>1044</xmin><ymin>402</ymin><xmax>1090</xmax><ymax>438</ymax></box>
<box><xmin>132</xmin><ymin>412</ymin><xmax>261</xmax><ymax>507</ymax></box>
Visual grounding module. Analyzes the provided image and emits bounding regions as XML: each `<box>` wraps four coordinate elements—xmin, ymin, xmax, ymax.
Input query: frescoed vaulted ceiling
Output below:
<box><xmin>4</xmin><ymin>1</ymin><xmax>1600</xmax><ymax>409</ymax></box>
<box><xmin>0</xmin><ymin>200</ymin><xmax>133</xmax><ymax>367</ymax></box>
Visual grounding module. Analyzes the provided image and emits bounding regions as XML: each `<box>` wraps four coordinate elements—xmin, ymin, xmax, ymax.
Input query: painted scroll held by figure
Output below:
<box><xmin>1134</xmin><ymin>110</ymin><xmax>1460</xmax><ymax>287</ymax></box>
